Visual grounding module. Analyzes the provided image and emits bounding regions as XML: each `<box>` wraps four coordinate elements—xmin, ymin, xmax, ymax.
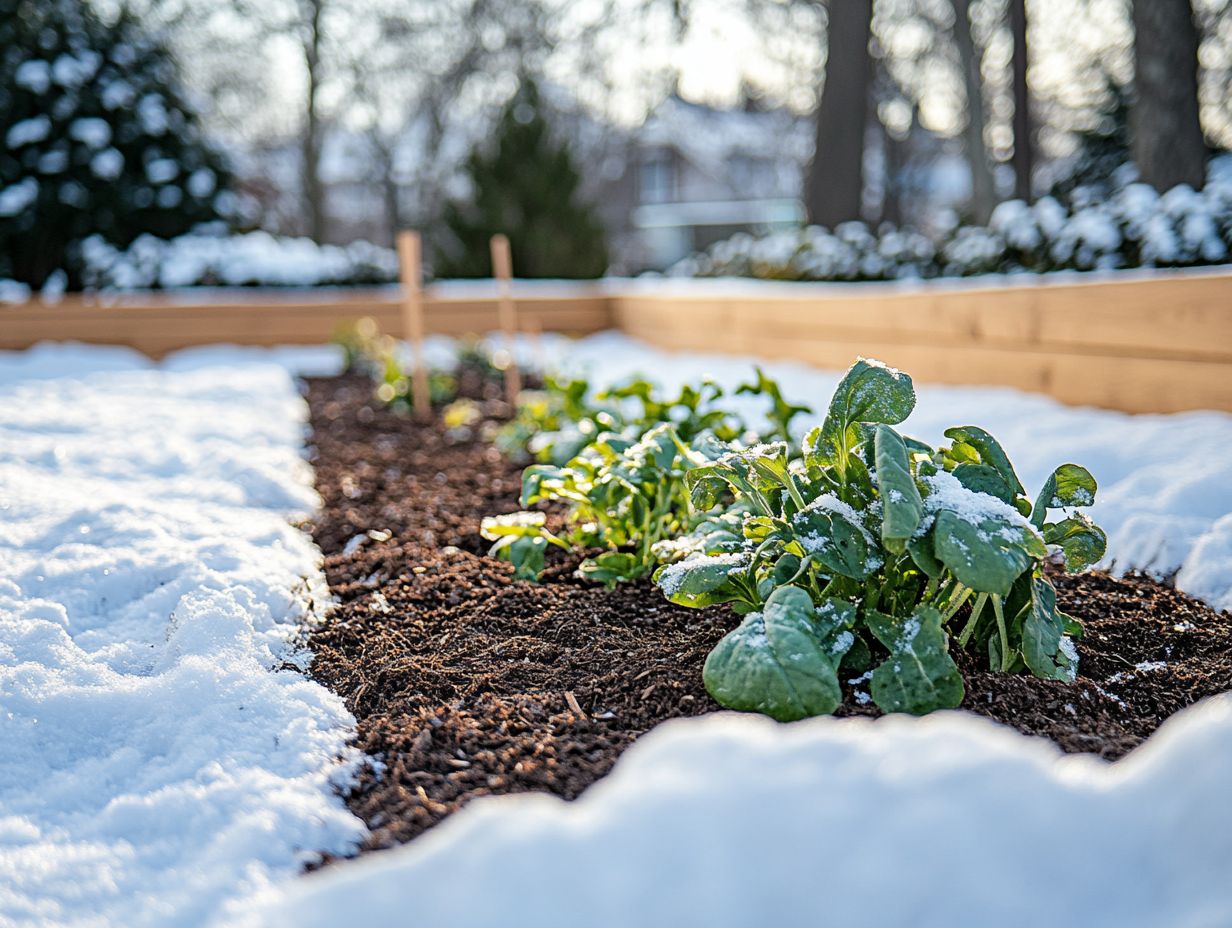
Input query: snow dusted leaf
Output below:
<box><xmin>873</xmin><ymin>425</ymin><xmax>923</xmax><ymax>553</ymax></box>
<box><xmin>933</xmin><ymin>511</ymin><xmax>1033</xmax><ymax>596</ymax></box>
<box><xmin>867</xmin><ymin>606</ymin><xmax>964</xmax><ymax>715</ymax></box>
<box><xmin>1030</xmin><ymin>463</ymin><xmax>1098</xmax><ymax>527</ymax></box>
<box><xmin>792</xmin><ymin>506</ymin><xmax>875</xmax><ymax>580</ymax></box>
<box><xmin>654</xmin><ymin>552</ymin><xmax>747</xmax><ymax>608</ymax></box>
<box><xmin>951</xmin><ymin>462</ymin><xmax>1015</xmax><ymax>505</ymax></box>
<box><xmin>810</xmin><ymin>359</ymin><xmax>915</xmax><ymax>467</ymax></box>
<box><xmin>702</xmin><ymin>586</ymin><xmax>843</xmax><ymax>721</ymax></box>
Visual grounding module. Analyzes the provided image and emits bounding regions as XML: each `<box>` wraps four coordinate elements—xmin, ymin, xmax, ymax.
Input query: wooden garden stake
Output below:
<box><xmin>396</xmin><ymin>230</ymin><xmax>431</xmax><ymax>422</ymax></box>
<box><xmin>490</xmin><ymin>233</ymin><xmax>522</xmax><ymax>405</ymax></box>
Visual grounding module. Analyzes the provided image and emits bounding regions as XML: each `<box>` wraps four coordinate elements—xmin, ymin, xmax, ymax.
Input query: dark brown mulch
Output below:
<box><xmin>301</xmin><ymin>373</ymin><xmax>1232</xmax><ymax>855</ymax></box>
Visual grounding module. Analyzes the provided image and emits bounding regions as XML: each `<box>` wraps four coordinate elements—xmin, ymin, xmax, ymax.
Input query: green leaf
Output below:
<box><xmin>932</xmin><ymin>511</ymin><xmax>1033</xmax><ymax>596</ymax></box>
<box><xmin>951</xmin><ymin>463</ymin><xmax>1014</xmax><ymax>505</ymax></box>
<box><xmin>686</xmin><ymin>464</ymin><xmax>729</xmax><ymax>511</ymax></box>
<box><xmin>489</xmin><ymin>534</ymin><xmax>547</xmax><ymax>580</ymax></box>
<box><xmin>654</xmin><ymin>553</ymin><xmax>746</xmax><ymax>607</ymax></box>
<box><xmin>1020</xmin><ymin>578</ymin><xmax>1077</xmax><ymax>682</ymax></box>
<box><xmin>867</xmin><ymin>605</ymin><xmax>965</xmax><ymax>715</ymax></box>
<box><xmin>944</xmin><ymin>426</ymin><xmax>1025</xmax><ymax>497</ymax></box>
<box><xmin>1042</xmin><ymin>513</ymin><xmax>1107</xmax><ymax>571</ymax></box>
<box><xmin>702</xmin><ymin>586</ymin><xmax>843</xmax><ymax>721</ymax></box>
<box><xmin>1030</xmin><ymin>464</ymin><xmax>1098</xmax><ymax>527</ymax></box>
<box><xmin>578</xmin><ymin>551</ymin><xmax>644</xmax><ymax>587</ymax></box>
<box><xmin>792</xmin><ymin>508</ymin><xmax>876</xmax><ymax>579</ymax></box>
<box><xmin>810</xmin><ymin>359</ymin><xmax>915</xmax><ymax>466</ymax></box>
<box><xmin>908</xmin><ymin>532</ymin><xmax>944</xmax><ymax>578</ymax></box>
<box><xmin>873</xmin><ymin>425</ymin><xmax>923</xmax><ymax>553</ymax></box>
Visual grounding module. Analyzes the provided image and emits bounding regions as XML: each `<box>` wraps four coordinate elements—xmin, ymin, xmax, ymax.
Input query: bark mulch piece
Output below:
<box><xmin>301</xmin><ymin>374</ymin><xmax>1232</xmax><ymax>855</ymax></box>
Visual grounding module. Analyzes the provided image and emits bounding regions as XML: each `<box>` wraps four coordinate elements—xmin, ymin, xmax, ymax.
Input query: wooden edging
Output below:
<box><xmin>2</xmin><ymin>269</ymin><xmax>1230</xmax><ymax>414</ymax></box>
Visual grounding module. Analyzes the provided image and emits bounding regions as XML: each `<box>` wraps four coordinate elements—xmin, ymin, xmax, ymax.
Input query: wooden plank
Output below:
<box><xmin>0</xmin><ymin>293</ymin><xmax>613</xmax><ymax>356</ymax></box>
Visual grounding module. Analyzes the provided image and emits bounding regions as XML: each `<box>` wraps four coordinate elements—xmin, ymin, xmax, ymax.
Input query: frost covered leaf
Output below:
<box><xmin>1042</xmin><ymin>513</ymin><xmax>1107</xmax><ymax>572</ymax></box>
<box><xmin>951</xmin><ymin>463</ymin><xmax>1015</xmax><ymax>505</ymax></box>
<box><xmin>1020</xmin><ymin>577</ymin><xmax>1077</xmax><ymax>682</ymax></box>
<box><xmin>654</xmin><ymin>552</ymin><xmax>746</xmax><ymax>607</ymax></box>
<box><xmin>867</xmin><ymin>606</ymin><xmax>964</xmax><ymax>715</ymax></box>
<box><xmin>702</xmin><ymin>586</ymin><xmax>843</xmax><ymax>721</ymax></box>
<box><xmin>933</xmin><ymin>511</ymin><xmax>1033</xmax><ymax>596</ymax></box>
<box><xmin>793</xmin><ymin>508</ymin><xmax>874</xmax><ymax>579</ymax></box>
<box><xmin>1030</xmin><ymin>463</ymin><xmax>1098</xmax><ymax>527</ymax></box>
<box><xmin>873</xmin><ymin>425</ymin><xmax>922</xmax><ymax>553</ymax></box>
<box><xmin>810</xmin><ymin>359</ymin><xmax>915</xmax><ymax>466</ymax></box>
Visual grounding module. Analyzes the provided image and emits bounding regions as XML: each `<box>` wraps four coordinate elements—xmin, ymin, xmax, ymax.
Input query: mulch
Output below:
<box><xmin>300</xmin><ymin>373</ymin><xmax>1232</xmax><ymax>855</ymax></box>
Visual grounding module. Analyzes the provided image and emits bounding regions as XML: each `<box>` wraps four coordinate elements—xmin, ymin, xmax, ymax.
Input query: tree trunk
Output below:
<box><xmin>950</xmin><ymin>0</ymin><xmax>996</xmax><ymax>223</ymax></box>
<box><xmin>1008</xmin><ymin>0</ymin><xmax>1033</xmax><ymax>201</ymax></box>
<box><xmin>804</xmin><ymin>0</ymin><xmax>872</xmax><ymax>228</ymax></box>
<box><xmin>1131</xmin><ymin>0</ymin><xmax>1205</xmax><ymax>191</ymax></box>
<box><xmin>300</xmin><ymin>0</ymin><xmax>327</xmax><ymax>242</ymax></box>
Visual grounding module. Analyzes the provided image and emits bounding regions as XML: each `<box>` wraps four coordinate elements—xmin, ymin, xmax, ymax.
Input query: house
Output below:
<box><xmin>621</xmin><ymin>95</ymin><xmax>811</xmax><ymax>270</ymax></box>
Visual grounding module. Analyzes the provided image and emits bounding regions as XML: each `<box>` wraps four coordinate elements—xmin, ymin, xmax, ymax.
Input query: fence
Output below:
<box><xmin>3</xmin><ymin>269</ymin><xmax>1230</xmax><ymax>414</ymax></box>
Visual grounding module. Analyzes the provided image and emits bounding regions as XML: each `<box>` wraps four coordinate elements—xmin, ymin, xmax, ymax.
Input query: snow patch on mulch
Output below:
<box><xmin>0</xmin><ymin>347</ymin><xmax>363</xmax><ymax>927</ymax></box>
<box><xmin>249</xmin><ymin>701</ymin><xmax>1232</xmax><ymax>927</ymax></box>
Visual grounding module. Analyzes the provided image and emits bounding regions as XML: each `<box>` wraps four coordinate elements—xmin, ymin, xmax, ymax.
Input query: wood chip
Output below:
<box><xmin>564</xmin><ymin>690</ymin><xmax>588</xmax><ymax>719</ymax></box>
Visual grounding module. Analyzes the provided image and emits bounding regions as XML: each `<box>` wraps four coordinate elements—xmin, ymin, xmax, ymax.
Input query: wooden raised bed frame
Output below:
<box><xmin>2</xmin><ymin>268</ymin><xmax>1230</xmax><ymax>414</ymax></box>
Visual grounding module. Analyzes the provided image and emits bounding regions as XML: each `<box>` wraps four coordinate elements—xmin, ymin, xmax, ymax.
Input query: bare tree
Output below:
<box><xmin>805</xmin><ymin>0</ymin><xmax>873</xmax><ymax>228</ymax></box>
<box><xmin>1008</xmin><ymin>0</ymin><xmax>1032</xmax><ymax>201</ymax></box>
<box><xmin>949</xmin><ymin>0</ymin><xmax>995</xmax><ymax>222</ymax></box>
<box><xmin>1132</xmin><ymin>0</ymin><xmax>1206</xmax><ymax>191</ymax></box>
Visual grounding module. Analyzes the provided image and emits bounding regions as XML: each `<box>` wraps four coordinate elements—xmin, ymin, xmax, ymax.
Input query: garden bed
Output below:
<box><xmin>303</xmin><ymin>373</ymin><xmax>1232</xmax><ymax>855</ymax></box>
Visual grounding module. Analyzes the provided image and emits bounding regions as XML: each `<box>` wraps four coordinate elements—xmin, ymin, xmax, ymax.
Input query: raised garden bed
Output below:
<box><xmin>302</xmin><ymin>371</ymin><xmax>1232</xmax><ymax>856</ymax></box>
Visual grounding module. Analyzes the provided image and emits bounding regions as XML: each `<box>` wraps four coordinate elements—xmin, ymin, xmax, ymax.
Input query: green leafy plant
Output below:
<box><xmin>654</xmin><ymin>358</ymin><xmax>1107</xmax><ymax>720</ymax></box>
<box><xmin>486</xmin><ymin>423</ymin><xmax>722</xmax><ymax>586</ymax></box>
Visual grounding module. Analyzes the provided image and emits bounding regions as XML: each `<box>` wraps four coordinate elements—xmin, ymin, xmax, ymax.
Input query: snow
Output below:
<box><xmin>3</xmin><ymin>332</ymin><xmax>1231</xmax><ymax>926</ymax></box>
<box><xmin>682</xmin><ymin>156</ymin><xmax>1232</xmax><ymax>281</ymax></box>
<box><xmin>68</xmin><ymin>117</ymin><xmax>111</xmax><ymax>149</ymax></box>
<box><xmin>6</xmin><ymin>116</ymin><xmax>52</xmax><ymax>149</ymax></box>
<box><xmin>0</xmin><ymin>345</ymin><xmax>364</xmax><ymax>926</ymax></box>
<box><xmin>248</xmin><ymin>702</ymin><xmax>1232</xmax><ymax>927</ymax></box>
<box><xmin>81</xmin><ymin>232</ymin><xmax>398</xmax><ymax>289</ymax></box>
<box><xmin>0</xmin><ymin>179</ymin><xmax>39</xmax><ymax>217</ymax></box>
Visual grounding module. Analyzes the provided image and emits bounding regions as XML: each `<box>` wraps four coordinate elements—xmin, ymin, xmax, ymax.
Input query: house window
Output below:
<box><xmin>641</xmin><ymin>153</ymin><xmax>675</xmax><ymax>204</ymax></box>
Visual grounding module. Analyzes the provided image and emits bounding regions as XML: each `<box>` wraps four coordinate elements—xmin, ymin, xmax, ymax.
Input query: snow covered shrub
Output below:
<box><xmin>0</xmin><ymin>0</ymin><xmax>231</xmax><ymax>288</ymax></box>
<box><xmin>80</xmin><ymin>231</ymin><xmax>397</xmax><ymax>289</ymax></box>
<box><xmin>655</xmin><ymin>359</ymin><xmax>1106</xmax><ymax>720</ymax></box>
<box><xmin>682</xmin><ymin>158</ymin><xmax>1232</xmax><ymax>282</ymax></box>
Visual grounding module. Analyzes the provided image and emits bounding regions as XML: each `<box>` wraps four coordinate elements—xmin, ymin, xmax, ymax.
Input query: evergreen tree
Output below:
<box><xmin>436</xmin><ymin>79</ymin><xmax>608</xmax><ymax>279</ymax></box>
<box><xmin>0</xmin><ymin>0</ymin><xmax>231</xmax><ymax>288</ymax></box>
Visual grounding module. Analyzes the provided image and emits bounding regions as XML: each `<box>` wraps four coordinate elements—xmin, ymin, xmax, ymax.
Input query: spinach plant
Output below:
<box><xmin>484</xmin><ymin>423</ymin><xmax>713</xmax><ymax>585</ymax></box>
<box><xmin>654</xmin><ymin>358</ymin><xmax>1106</xmax><ymax>720</ymax></box>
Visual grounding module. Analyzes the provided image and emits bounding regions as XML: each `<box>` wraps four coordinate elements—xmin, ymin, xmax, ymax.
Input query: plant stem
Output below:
<box><xmin>957</xmin><ymin>592</ymin><xmax>988</xmax><ymax>647</ymax></box>
<box><xmin>941</xmin><ymin>584</ymin><xmax>972</xmax><ymax>623</ymax></box>
<box><xmin>992</xmin><ymin>595</ymin><xmax>1011</xmax><ymax>672</ymax></box>
<box><xmin>784</xmin><ymin>474</ymin><xmax>809</xmax><ymax>511</ymax></box>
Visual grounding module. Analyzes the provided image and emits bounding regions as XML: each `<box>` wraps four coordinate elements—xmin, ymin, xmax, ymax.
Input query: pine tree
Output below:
<box><xmin>435</xmin><ymin>79</ymin><xmax>608</xmax><ymax>279</ymax></box>
<box><xmin>0</xmin><ymin>0</ymin><xmax>231</xmax><ymax>289</ymax></box>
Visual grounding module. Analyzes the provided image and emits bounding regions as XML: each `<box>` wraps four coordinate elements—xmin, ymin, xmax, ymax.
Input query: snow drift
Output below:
<box><xmin>0</xmin><ymin>347</ymin><xmax>363</xmax><ymax>927</ymax></box>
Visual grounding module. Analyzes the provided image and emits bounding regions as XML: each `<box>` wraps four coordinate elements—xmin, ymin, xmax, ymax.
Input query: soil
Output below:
<box><xmin>301</xmin><ymin>373</ymin><xmax>1232</xmax><ymax>855</ymax></box>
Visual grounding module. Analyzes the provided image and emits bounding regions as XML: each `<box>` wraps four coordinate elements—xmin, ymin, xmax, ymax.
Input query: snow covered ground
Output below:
<box><xmin>0</xmin><ymin>345</ymin><xmax>363</xmax><ymax>927</ymax></box>
<box><xmin>3</xmin><ymin>334</ymin><xmax>1231</xmax><ymax>927</ymax></box>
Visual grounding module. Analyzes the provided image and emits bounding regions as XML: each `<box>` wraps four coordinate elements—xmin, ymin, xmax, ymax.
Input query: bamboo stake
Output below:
<box><xmin>489</xmin><ymin>233</ymin><xmax>522</xmax><ymax>405</ymax></box>
<box><xmin>396</xmin><ymin>230</ymin><xmax>431</xmax><ymax>422</ymax></box>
